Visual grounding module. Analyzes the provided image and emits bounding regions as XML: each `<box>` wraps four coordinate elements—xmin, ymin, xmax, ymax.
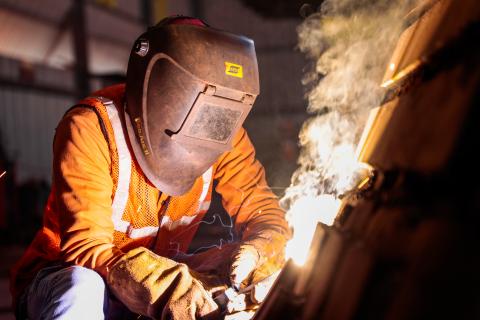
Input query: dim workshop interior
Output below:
<box><xmin>0</xmin><ymin>0</ymin><xmax>479</xmax><ymax>319</ymax></box>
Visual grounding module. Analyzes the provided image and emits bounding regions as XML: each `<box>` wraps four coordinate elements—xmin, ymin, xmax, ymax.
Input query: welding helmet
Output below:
<box><xmin>125</xmin><ymin>16</ymin><xmax>259</xmax><ymax>196</ymax></box>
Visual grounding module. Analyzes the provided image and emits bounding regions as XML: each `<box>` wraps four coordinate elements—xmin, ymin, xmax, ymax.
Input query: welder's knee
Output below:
<box><xmin>27</xmin><ymin>265</ymin><xmax>107</xmax><ymax>319</ymax></box>
<box><xmin>69</xmin><ymin>265</ymin><xmax>106</xmax><ymax>293</ymax></box>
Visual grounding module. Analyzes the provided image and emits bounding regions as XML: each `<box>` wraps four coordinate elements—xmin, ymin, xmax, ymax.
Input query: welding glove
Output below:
<box><xmin>107</xmin><ymin>247</ymin><xmax>219</xmax><ymax>320</ymax></box>
<box><xmin>230</xmin><ymin>244</ymin><xmax>260</xmax><ymax>291</ymax></box>
<box><xmin>230</xmin><ymin>231</ymin><xmax>287</xmax><ymax>305</ymax></box>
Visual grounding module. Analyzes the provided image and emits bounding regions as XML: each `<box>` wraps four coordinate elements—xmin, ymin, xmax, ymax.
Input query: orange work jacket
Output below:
<box><xmin>10</xmin><ymin>84</ymin><xmax>289</xmax><ymax>303</ymax></box>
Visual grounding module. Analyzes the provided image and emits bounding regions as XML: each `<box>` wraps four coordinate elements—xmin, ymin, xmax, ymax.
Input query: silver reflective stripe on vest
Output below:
<box><xmin>128</xmin><ymin>225</ymin><xmax>159</xmax><ymax>238</ymax></box>
<box><xmin>199</xmin><ymin>167</ymin><xmax>212</xmax><ymax>212</ymax></box>
<box><xmin>160</xmin><ymin>215</ymin><xmax>198</xmax><ymax>232</ymax></box>
<box><xmin>159</xmin><ymin>167</ymin><xmax>213</xmax><ymax>231</ymax></box>
<box><xmin>97</xmin><ymin>97</ymin><xmax>133</xmax><ymax>234</ymax></box>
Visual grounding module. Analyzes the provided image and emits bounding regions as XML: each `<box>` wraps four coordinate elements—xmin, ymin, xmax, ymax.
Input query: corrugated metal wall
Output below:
<box><xmin>0</xmin><ymin>56</ymin><xmax>74</xmax><ymax>184</ymax></box>
<box><xmin>0</xmin><ymin>0</ymin><xmax>150</xmax><ymax>185</ymax></box>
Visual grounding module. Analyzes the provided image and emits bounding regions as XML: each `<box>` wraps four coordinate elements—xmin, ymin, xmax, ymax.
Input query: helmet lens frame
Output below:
<box><xmin>171</xmin><ymin>92</ymin><xmax>252</xmax><ymax>151</ymax></box>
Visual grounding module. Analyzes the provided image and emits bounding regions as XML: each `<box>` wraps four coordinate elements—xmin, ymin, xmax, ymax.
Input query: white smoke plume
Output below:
<box><xmin>282</xmin><ymin>0</ymin><xmax>419</xmax><ymax>263</ymax></box>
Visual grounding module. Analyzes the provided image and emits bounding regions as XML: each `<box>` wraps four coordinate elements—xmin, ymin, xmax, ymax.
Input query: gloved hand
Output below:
<box><xmin>220</xmin><ymin>270</ymin><xmax>280</xmax><ymax>314</ymax></box>
<box><xmin>230</xmin><ymin>244</ymin><xmax>260</xmax><ymax>292</ymax></box>
<box><xmin>229</xmin><ymin>231</ymin><xmax>287</xmax><ymax>306</ymax></box>
<box><xmin>107</xmin><ymin>247</ymin><xmax>219</xmax><ymax>320</ymax></box>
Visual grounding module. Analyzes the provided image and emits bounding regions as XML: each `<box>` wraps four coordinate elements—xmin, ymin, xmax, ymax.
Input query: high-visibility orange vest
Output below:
<box><xmin>82</xmin><ymin>94</ymin><xmax>214</xmax><ymax>255</ymax></box>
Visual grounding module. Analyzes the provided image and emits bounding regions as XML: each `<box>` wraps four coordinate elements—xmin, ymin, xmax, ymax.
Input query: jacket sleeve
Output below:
<box><xmin>53</xmin><ymin>108</ymin><xmax>123</xmax><ymax>276</ymax></box>
<box><xmin>213</xmin><ymin>128</ymin><xmax>291</xmax><ymax>257</ymax></box>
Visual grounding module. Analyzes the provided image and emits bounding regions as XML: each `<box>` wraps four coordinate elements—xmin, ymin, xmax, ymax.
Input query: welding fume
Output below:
<box><xmin>255</xmin><ymin>0</ymin><xmax>480</xmax><ymax>319</ymax></box>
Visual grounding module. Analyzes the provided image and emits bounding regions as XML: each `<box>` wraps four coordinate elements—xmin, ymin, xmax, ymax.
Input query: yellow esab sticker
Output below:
<box><xmin>225</xmin><ymin>62</ymin><xmax>243</xmax><ymax>78</ymax></box>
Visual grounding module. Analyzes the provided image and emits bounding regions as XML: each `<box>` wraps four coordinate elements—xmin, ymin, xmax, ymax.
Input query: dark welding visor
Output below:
<box><xmin>170</xmin><ymin>85</ymin><xmax>253</xmax><ymax>151</ymax></box>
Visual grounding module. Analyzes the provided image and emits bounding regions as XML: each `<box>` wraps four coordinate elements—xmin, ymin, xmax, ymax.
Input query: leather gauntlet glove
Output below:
<box><xmin>230</xmin><ymin>231</ymin><xmax>288</xmax><ymax>304</ymax></box>
<box><xmin>107</xmin><ymin>247</ymin><xmax>219</xmax><ymax>320</ymax></box>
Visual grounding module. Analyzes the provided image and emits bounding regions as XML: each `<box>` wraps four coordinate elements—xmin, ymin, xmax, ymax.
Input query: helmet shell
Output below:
<box><xmin>125</xmin><ymin>23</ymin><xmax>259</xmax><ymax>195</ymax></box>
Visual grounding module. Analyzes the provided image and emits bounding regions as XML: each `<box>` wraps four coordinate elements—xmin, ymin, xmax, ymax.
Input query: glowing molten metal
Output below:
<box><xmin>285</xmin><ymin>194</ymin><xmax>341</xmax><ymax>266</ymax></box>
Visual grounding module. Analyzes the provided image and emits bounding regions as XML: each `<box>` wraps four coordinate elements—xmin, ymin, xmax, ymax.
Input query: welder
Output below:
<box><xmin>10</xmin><ymin>16</ymin><xmax>290</xmax><ymax>319</ymax></box>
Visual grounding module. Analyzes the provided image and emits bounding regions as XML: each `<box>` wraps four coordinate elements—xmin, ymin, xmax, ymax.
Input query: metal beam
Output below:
<box><xmin>71</xmin><ymin>0</ymin><xmax>90</xmax><ymax>99</ymax></box>
<box><xmin>141</xmin><ymin>0</ymin><xmax>154</xmax><ymax>27</ymax></box>
<box><xmin>0</xmin><ymin>76</ymin><xmax>76</xmax><ymax>97</ymax></box>
<box><xmin>190</xmin><ymin>0</ymin><xmax>204</xmax><ymax>19</ymax></box>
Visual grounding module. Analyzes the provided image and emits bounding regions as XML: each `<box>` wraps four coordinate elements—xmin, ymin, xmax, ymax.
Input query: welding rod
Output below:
<box><xmin>215</xmin><ymin>271</ymin><xmax>281</xmax><ymax>312</ymax></box>
<box><xmin>237</xmin><ymin>270</ymin><xmax>281</xmax><ymax>294</ymax></box>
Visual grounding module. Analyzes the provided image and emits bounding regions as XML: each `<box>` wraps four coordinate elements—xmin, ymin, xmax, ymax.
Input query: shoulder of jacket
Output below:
<box><xmin>61</xmin><ymin>105</ymin><xmax>100</xmax><ymax>125</ymax></box>
<box><xmin>60</xmin><ymin>102</ymin><xmax>111</xmax><ymax>146</ymax></box>
<box><xmin>90</xmin><ymin>83</ymin><xmax>126</xmax><ymax>106</ymax></box>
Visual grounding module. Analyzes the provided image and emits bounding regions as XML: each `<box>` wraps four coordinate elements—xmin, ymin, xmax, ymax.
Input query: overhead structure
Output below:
<box><xmin>241</xmin><ymin>0</ymin><xmax>324</xmax><ymax>18</ymax></box>
<box><xmin>0</xmin><ymin>0</ymin><xmax>144</xmax><ymax>74</ymax></box>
